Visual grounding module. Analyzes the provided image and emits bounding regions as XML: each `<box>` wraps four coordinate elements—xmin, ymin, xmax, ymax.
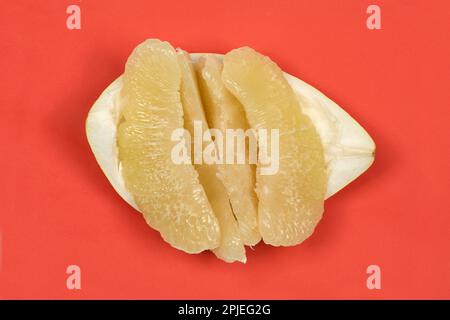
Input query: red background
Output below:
<box><xmin>0</xmin><ymin>0</ymin><xmax>449</xmax><ymax>299</ymax></box>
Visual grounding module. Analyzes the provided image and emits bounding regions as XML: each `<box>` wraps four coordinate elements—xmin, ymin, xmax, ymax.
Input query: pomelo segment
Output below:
<box><xmin>195</xmin><ymin>55</ymin><xmax>260</xmax><ymax>246</ymax></box>
<box><xmin>177</xmin><ymin>50</ymin><xmax>246</xmax><ymax>263</ymax></box>
<box><xmin>222</xmin><ymin>47</ymin><xmax>327</xmax><ymax>246</ymax></box>
<box><xmin>117</xmin><ymin>39</ymin><xmax>220</xmax><ymax>253</ymax></box>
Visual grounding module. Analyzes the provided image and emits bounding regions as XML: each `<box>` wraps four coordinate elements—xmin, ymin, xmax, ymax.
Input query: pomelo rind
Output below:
<box><xmin>85</xmin><ymin>53</ymin><xmax>375</xmax><ymax>212</ymax></box>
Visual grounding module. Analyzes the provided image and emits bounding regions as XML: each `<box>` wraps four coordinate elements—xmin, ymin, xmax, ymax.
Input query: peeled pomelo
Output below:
<box><xmin>195</xmin><ymin>55</ymin><xmax>260</xmax><ymax>246</ymax></box>
<box><xmin>85</xmin><ymin>39</ymin><xmax>375</xmax><ymax>262</ymax></box>
<box><xmin>114</xmin><ymin>39</ymin><xmax>220</xmax><ymax>254</ymax></box>
<box><xmin>177</xmin><ymin>50</ymin><xmax>246</xmax><ymax>263</ymax></box>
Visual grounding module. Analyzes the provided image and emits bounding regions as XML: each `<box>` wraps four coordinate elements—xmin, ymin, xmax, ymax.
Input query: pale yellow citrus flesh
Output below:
<box><xmin>117</xmin><ymin>39</ymin><xmax>220</xmax><ymax>253</ymax></box>
<box><xmin>196</xmin><ymin>55</ymin><xmax>260</xmax><ymax>246</ymax></box>
<box><xmin>222</xmin><ymin>47</ymin><xmax>327</xmax><ymax>246</ymax></box>
<box><xmin>177</xmin><ymin>50</ymin><xmax>246</xmax><ymax>263</ymax></box>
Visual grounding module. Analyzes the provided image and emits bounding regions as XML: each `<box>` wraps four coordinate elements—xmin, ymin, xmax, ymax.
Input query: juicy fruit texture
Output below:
<box><xmin>222</xmin><ymin>47</ymin><xmax>327</xmax><ymax>246</ymax></box>
<box><xmin>117</xmin><ymin>39</ymin><xmax>220</xmax><ymax>253</ymax></box>
<box><xmin>177</xmin><ymin>51</ymin><xmax>246</xmax><ymax>262</ymax></box>
<box><xmin>196</xmin><ymin>55</ymin><xmax>260</xmax><ymax>246</ymax></box>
